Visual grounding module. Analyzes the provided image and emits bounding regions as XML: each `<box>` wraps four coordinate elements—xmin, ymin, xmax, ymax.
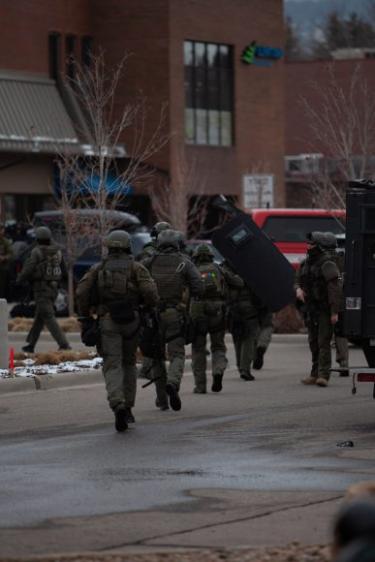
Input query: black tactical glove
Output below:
<box><xmin>78</xmin><ymin>316</ymin><xmax>100</xmax><ymax>347</ymax></box>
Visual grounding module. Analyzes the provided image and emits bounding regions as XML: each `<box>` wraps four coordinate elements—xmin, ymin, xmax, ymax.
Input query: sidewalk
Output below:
<box><xmin>0</xmin><ymin>334</ymin><xmax>308</xmax><ymax>395</ymax></box>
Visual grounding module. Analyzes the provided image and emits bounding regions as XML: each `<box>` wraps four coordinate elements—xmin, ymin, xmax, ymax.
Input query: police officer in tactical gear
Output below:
<box><xmin>76</xmin><ymin>230</ymin><xmax>158</xmax><ymax>432</ymax></box>
<box><xmin>253</xmin><ymin>308</ymin><xmax>273</xmax><ymax>370</ymax></box>
<box><xmin>296</xmin><ymin>231</ymin><xmax>342</xmax><ymax>387</ymax></box>
<box><xmin>190</xmin><ymin>244</ymin><xmax>228</xmax><ymax>393</ymax></box>
<box><xmin>138</xmin><ymin>221</ymin><xmax>171</xmax><ymax>261</ymax></box>
<box><xmin>143</xmin><ymin>229</ymin><xmax>203</xmax><ymax>411</ymax></box>
<box><xmin>222</xmin><ymin>260</ymin><xmax>262</xmax><ymax>381</ymax></box>
<box><xmin>17</xmin><ymin>226</ymin><xmax>71</xmax><ymax>353</ymax></box>
<box><xmin>137</xmin><ymin>221</ymin><xmax>171</xmax><ymax>380</ymax></box>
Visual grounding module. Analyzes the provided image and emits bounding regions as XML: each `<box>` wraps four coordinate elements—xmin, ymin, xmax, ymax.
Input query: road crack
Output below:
<box><xmin>98</xmin><ymin>494</ymin><xmax>342</xmax><ymax>551</ymax></box>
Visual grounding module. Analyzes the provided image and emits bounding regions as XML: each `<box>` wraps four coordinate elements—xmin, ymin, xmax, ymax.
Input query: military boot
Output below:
<box><xmin>253</xmin><ymin>346</ymin><xmax>266</xmax><ymax>370</ymax></box>
<box><xmin>155</xmin><ymin>397</ymin><xmax>169</xmax><ymax>411</ymax></box>
<box><xmin>316</xmin><ymin>377</ymin><xmax>329</xmax><ymax>387</ymax></box>
<box><xmin>240</xmin><ymin>370</ymin><xmax>255</xmax><ymax>381</ymax></box>
<box><xmin>193</xmin><ymin>386</ymin><xmax>207</xmax><ymax>394</ymax></box>
<box><xmin>124</xmin><ymin>407</ymin><xmax>135</xmax><ymax>423</ymax></box>
<box><xmin>211</xmin><ymin>374</ymin><xmax>223</xmax><ymax>392</ymax></box>
<box><xmin>301</xmin><ymin>376</ymin><xmax>317</xmax><ymax>385</ymax></box>
<box><xmin>166</xmin><ymin>383</ymin><xmax>182</xmax><ymax>411</ymax></box>
<box><xmin>114</xmin><ymin>408</ymin><xmax>128</xmax><ymax>432</ymax></box>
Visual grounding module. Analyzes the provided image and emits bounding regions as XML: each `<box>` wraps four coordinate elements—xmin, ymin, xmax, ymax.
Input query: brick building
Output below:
<box><xmin>0</xmin><ymin>0</ymin><xmax>286</xmax><ymax>228</ymax></box>
<box><xmin>285</xmin><ymin>58</ymin><xmax>375</xmax><ymax>208</ymax></box>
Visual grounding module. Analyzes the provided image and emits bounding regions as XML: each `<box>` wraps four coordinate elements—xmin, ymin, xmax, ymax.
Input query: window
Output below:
<box><xmin>65</xmin><ymin>35</ymin><xmax>76</xmax><ymax>79</ymax></box>
<box><xmin>49</xmin><ymin>32</ymin><xmax>61</xmax><ymax>80</ymax></box>
<box><xmin>285</xmin><ymin>154</ymin><xmax>323</xmax><ymax>175</ymax></box>
<box><xmin>81</xmin><ymin>36</ymin><xmax>93</xmax><ymax>67</ymax></box>
<box><xmin>184</xmin><ymin>40</ymin><xmax>233</xmax><ymax>146</ymax></box>
<box><xmin>262</xmin><ymin>216</ymin><xmax>345</xmax><ymax>243</ymax></box>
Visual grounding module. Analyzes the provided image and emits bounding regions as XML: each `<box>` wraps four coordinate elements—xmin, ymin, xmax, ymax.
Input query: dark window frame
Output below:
<box><xmin>81</xmin><ymin>35</ymin><xmax>93</xmax><ymax>68</ymax></box>
<box><xmin>184</xmin><ymin>39</ymin><xmax>234</xmax><ymax>147</ymax></box>
<box><xmin>48</xmin><ymin>32</ymin><xmax>61</xmax><ymax>81</ymax></box>
<box><xmin>65</xmin><ymin>34</ymin><xmax>77</xmax><ymax>79</ymax></box>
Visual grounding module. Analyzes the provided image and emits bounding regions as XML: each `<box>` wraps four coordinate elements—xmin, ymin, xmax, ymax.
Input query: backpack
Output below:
<box><xmin>198</xmin><ymin>262</ymin><xmax>224</xmax><ymax>299</ymax></box>
<box><xmin>97</xmin><ymin>257</ymin><xmax>132</xmax><ymax>299</ymax></box>
<box><xmin>97</xmin><ymin>257</ymin><xmax>137</xmax><ymax>324</ymax></box>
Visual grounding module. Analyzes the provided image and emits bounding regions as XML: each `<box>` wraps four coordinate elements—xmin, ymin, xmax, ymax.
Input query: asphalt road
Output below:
<box><xmin>0</xmin><ymin>335</ymin><xmax>374</xmax><ymax>558</ymax></box>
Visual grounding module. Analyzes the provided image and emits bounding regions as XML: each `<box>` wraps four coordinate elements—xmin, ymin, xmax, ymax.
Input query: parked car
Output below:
<box><xmin>247</xmin><ymin>208</ymin><xmax>346</xmax><ymax>269</ymax></box>
<box><xmin>33</xmin><ymin>209</ymin><xmax>147</xmax><ymax>280</ymax></box>
<box><xmin>34</xmin><ymin>209</ymin><xmax>142</xmax><ymax>236</ymax></box>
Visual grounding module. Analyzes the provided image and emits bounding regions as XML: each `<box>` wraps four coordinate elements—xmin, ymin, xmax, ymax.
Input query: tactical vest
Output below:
<box><xmin>97</xmin><ymin>256</ymin><xmax>133</xmax><ymax>303</ymax></box>
<box><xmin>196</xmin><ymin>261</ymin><xmax>225</xmax><ymax>300</ymax></box>
<box><xmin>34</xmin><ymin>246</ymin><xmax>62</xmax><ymax>282</ymax></box>
<box><xmin>302</xmin><ymin>250</ymin><xmax>338</xmax><ymax>304</ymax></box>
<box><xmin>150</xmin><ymin>252</ymin><xmax>185</xmax><ymax>305</ymax></box>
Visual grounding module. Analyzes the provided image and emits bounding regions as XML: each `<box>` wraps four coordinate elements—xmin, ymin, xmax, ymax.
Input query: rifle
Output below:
<box><xmin>139</xmin><ymin>308</ymin><xmax>165</xmax><ymax>390</ymax></box>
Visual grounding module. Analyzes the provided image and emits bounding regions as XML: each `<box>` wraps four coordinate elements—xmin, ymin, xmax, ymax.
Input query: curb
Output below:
<box><xmin>0</xmin><ymin>369</ymin><xmax>103</xmax><ymax>395</ymax></box>
<box><xmin>0</xmin><ymin>334</ymin><xmax>308</xmax><ymax>395</ymax></box>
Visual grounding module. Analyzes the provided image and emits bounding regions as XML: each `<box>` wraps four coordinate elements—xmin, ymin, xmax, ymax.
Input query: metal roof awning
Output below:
<box><xmin>0</xmin><ymin>71</ymin><xmax>81</xmax><ymax>154</ymax></box>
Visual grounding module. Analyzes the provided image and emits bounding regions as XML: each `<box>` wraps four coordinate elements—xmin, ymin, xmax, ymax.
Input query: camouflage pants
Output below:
<box><xmin>152</xmin><ymin>307</ymin><xmax>186</xmax><ymax>406</ymax></box>
<box><xmin>192</xmin><ymin>328</ymin><xmax>227</xmax><ymax>392</ymax></box>
<box><xmin>232</xmin><ymin>317</ymin><xmax>260</xmax><ymax>373</ymax></box>
<box><xmin>256</xmin><ymin>311</ymin><xmax>273</xmax><ymax>350</ymax></box>
<box><xmin>335</xmin><ymin>335</ymin><xmax>349</xmax><ymax>368</ymax></box>
<box><xmin>100</xmin><ymin>314</ymin><xmax>139</xmax><ymax>412</ymax></box>
<box><xmin>305</xmin><ymin>308</ymin><xmax>333</xmax><ymax>380</ymax></box>
<box><xmin>27</xmin><ymin>298</ymin><xmax>69</xmax><ymax>349</ymax></box>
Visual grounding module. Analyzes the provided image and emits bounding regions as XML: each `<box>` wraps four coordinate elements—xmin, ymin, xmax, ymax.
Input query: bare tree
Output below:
<box><xmin>54</xmin><ymin>51</ymin><xmax>169</xmax><ymax>313</ymax></box>
<box><xmin>150</xmin><ymin>144</ymin><xmax>210</xmax><ymax>237</ymax></box>
<box><xmin>302</xmin><ymin>63</ymin><xmax>375</xmax><ymax>209</ymax></box>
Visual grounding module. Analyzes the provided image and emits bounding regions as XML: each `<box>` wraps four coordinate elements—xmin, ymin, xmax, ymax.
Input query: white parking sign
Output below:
<box><xmin>243</xmin><ymin>174</ymin><xmax>274</xmax><ymax>209</ymax></box>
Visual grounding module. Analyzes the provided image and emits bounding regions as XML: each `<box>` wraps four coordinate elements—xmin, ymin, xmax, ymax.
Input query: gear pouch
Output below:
<box><xmin>161</xmin><ymin>308</ymin><xmax>183</xmax><ymax>342</ymax></box>
<box><xmin>107</xmin><ymin>299</ymin><xmax>135</xmax><ymax>324</ymax></box>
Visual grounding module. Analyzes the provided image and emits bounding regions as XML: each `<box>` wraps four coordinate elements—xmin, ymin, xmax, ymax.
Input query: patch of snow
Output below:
<box><xmin>0</xmin><ymin>357</ymin><xmax>103</xmax><ymax>379</ymax></box>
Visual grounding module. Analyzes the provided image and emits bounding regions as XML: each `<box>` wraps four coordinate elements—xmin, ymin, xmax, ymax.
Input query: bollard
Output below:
<box><xmin>9</xmin><ymin>346</ymin><xmax>15</xmax><ymax>377</ymax></box>
<box><xmin>0</xmin><ymin>298</ymin><xmax>8</xmax><ymax>370</ymax></box>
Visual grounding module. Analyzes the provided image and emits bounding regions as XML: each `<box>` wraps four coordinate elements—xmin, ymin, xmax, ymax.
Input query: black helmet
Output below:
<box><xmin>157</xmin><ymin>229</ymin><xmax>180</xmax><ymax>249</ymax></box>
<box><xmin>308</xmin><ymin>231</ymin><xmax>337</xmax><ymax>249</ymax></box>
<box><xmin>35</xmin><ymin>226</ymin><xmax>52</xmax><ymax>241</ymax></box>
<box><xmin>105</xmin><ymin>230</ymin><xmax>131</xmax><ymax>250</ymax></box>
<box><xmin>193</xmin><ymin>243</ymin><xmax>214</xmax><ymax>259</ymax></box>
<box><xmin>151</xmin><ymin>221</ymin><xmax>171</xmax><ymax>239</ymax></box>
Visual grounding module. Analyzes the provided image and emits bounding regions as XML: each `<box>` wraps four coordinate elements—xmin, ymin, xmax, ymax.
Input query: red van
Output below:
<box><xmin>247</xmin><ymin>208</ymin><xmax>346</xmax><ymax>269</ymax></box>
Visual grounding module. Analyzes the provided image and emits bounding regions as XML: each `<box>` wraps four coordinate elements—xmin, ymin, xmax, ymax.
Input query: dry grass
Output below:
<box><xmin>274</xmin><ymin>304</ymin><xmax>304</xmax><ymax>334</ymax></box>
<box><xmin>8</xmin><ymin>316</ymin><xmax>81</xmax><ymax>333</ymax></box>
<box><xmin>14</xmin><ymin>350</ymin><xmax>96</xmax><ymax>365</ymax></box>
<box><xmin>33</xmin><ymin>350</ymin><xmax>94</xmax><ymax>365</ymax></box>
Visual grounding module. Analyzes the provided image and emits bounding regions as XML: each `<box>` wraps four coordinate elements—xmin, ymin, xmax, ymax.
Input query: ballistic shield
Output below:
<box><xmin>211</xmin><ymin>197</ymin><xmax>295</xmax><ymax>312</ymax></box>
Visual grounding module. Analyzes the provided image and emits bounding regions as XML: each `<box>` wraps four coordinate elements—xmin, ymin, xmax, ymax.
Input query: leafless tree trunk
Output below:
<box><xmin>53</xmin><ymin>51</ymin><xmax>169</xmax><ymax>313</ymax></box>
<box><xmin>150</xmin><ymin>145</ymin><xmax>209</xmax><ymax>237</ymax></box>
